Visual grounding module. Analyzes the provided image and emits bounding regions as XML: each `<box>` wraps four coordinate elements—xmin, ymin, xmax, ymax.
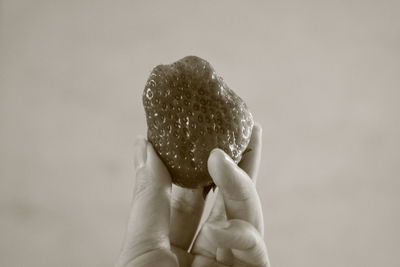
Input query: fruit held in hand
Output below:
<box><xmin>143</xmin><ymin>56</ymin><xmax>253</xmax><ymax>188</ymax></box>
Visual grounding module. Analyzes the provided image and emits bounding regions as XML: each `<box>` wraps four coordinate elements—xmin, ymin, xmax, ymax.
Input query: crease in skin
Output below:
<box><xmin>206</xmin><ymin>220</ymin><xmax>231</xmax><ymax>230</ymax></box>
<box><xmin>133</xmin><ymin>167</ymin><xmax>170</xmax><ymax>203</ymax></box>
<box><xmin>171</xmin><ymin>187</ymin><xmax>204</xmax><ymax>214</ymax></box>
<box><xmin>122</xmin><ymin>247</ymin><xmax>178</xmax><ymax>267</ymax></box>
<box><xmin>134</xmin><ymin>137</ymin><xmax>147</xmax><ymax>170</ymax></box>
<box><xmin>122</xmin><ymin>231</ymin><xmax>171</xmax><ymax>260</ymax></box>
<box><xmin>206</xmin><ymin>223</ymin><xmax>256</xmax><ymax>250</ymax></box>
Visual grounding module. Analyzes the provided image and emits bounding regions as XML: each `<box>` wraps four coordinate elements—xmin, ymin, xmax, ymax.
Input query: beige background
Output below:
<box><xmin>1</xmin><ymin>1</ymin><xmax>399</xmax><ymax>266</ymax></box>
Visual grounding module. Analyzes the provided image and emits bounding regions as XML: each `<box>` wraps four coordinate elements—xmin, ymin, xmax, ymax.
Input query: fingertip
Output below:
<box><xmin>252</xmin><ymin>122</ymin><xmax>262</xmax><ymax>139</ymax></box>
<box><xmin>208</xmin><ymin>148</ymin><xmax>235</xmax><ymax>164</ymax></box>
<box><xmin>207</xmin><ymin>148</ymin><xmax>223</xmax><ymax>172</ymax></box>
<box><xmin>134</xmin><ymin>134</ymin><xmax>147</xmax><ymax>144</ymax></box>
<box><xmin>207</xmin><ymin>148</ymin><xmax>236</xmax><ymax>185</ymax></box>
<box><xmin>208</xmin><ymin>148</ymin><xmax>221</xmax><ymax>162</ymax></box>
<box><xmin>134</xmin><ymin>136</ymin><xmax>148</xmax><ymax>170</ymax></box>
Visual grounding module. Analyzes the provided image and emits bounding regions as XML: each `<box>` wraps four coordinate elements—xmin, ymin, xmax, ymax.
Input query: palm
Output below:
<box><xmin>169</xmin><ymin>186</ymin><xmax>226</xmax><ymax>267</ymax></box>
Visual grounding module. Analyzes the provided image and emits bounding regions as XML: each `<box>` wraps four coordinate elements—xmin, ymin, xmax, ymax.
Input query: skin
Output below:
<box><xmin>115</xmin><ymin>123</ymin><xmax>270</xmax><ymax>267</ymax></box>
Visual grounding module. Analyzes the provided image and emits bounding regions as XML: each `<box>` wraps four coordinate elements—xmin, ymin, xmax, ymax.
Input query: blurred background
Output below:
<box><xmin>1</xmin><ymin>1</ymin><xmax>399</xmax><ymax>266</ymax></box>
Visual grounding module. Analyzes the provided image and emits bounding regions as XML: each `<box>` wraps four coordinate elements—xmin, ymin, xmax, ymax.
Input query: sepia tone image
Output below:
<box><xmin>1</xmin><ymin>1</ymin><xmax>399</xmax><ymax>266</ymax></box>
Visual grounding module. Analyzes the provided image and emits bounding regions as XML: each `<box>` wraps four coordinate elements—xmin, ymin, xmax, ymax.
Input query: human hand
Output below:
<box><xmin>115</xmin><ymin>124</ymin><xmax>270</xmax><ymax>267</ymax></box>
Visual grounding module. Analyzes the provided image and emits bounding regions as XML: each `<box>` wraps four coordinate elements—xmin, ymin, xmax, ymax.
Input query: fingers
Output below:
<box><xmin>170</xmin><ymin>185</ymin><xmax>205</xmax><ymax>250</ymax></box>
<box><xmin>239</xmin><ymin>123</ymin><xmax>263</xmax><ymax>183</ymax></box>
<box><xmin>207</xmin><ymin>148</ymin><xmax>264</xmax><ymax>234</ymax></box>
<box><xmin>204</xmin><ymin>219</ymin><xmax>269</xmax><ymax>267</ymax></box>
<box><xmin>122</xmin><ymin>137</ymin><xmax>172</xmax><ymax>258</ymax></box>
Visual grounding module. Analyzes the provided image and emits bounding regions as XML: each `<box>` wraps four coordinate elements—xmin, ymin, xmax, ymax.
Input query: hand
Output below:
<box><xmin>115</xmin><ymin>124</ymin><xmax>270</xmax><ymax>267</ymax></box>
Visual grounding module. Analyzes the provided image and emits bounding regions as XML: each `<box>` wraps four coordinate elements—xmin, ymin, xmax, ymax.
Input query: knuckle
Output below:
<box><xmin>223</xmin><ymin>177</ymin><xmax>255</xmax><ymax>201</ymax></box>
<box><xmin>133</xmin><ymin>167</ymin><xmax>171</xmax><ymax>204</ymax></box>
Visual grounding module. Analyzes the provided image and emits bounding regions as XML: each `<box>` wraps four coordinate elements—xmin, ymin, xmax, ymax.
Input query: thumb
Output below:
<box><xmin>123</xmin><ymin>137</ymin><xmax>173</xmax><ymax>257</ymax></box>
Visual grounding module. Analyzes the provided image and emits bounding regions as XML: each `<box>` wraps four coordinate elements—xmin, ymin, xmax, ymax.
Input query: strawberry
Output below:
<box><xmin>143</xmin><ymin>56</ymin><xmax>254</xmax><ymax>188</ymax></box>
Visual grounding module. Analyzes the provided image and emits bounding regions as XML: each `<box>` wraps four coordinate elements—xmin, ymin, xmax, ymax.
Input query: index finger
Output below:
<box><xmin>207</xmin><ymin>124</ymin><xmax>264</xmax><ymax>234</ymax></box>
<box><xmin>208</xmin><ymin>123</ymin><xmax>262</xmax><ymax>224</ymax></box>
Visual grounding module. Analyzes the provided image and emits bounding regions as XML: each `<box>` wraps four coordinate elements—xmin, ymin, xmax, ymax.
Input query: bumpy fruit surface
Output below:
<box><xmin>143</xmin><ymin>56</ymin><xmax>254</xmax><ymax>188</ymax></box>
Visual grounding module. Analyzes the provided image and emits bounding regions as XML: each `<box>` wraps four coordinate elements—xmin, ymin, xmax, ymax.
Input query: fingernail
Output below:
<box><xmin>221</xmin><ymin>151</ymin><xmax>236</xmax><ymax>165</ymax></box>
<box><xmin>211</xmin><ymin>149</ymin><xmax>235</xmax><ymax>165</ymax></box>
<box><xmin>206</xmin><ymin>220</ymin><xmax>231</xmax><ymax>231</ymax></box>
<box><xmin>134</xmin><ymin>136</ymin><xmax>147</xmax><ymax>170</ymax></box>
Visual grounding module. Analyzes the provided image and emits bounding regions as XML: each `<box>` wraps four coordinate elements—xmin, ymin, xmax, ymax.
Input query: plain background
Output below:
<box><xmin>1</xmin><ymin>1</ymin><xmax>399</xmax><ymax>266</ymax></box>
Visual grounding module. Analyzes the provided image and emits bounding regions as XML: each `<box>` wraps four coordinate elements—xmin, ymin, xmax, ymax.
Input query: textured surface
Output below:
<box><xmin>143</xmin><ymin>56</ymin><xmax>253</xmax><ymax>188</ymax></box>
<box><xmin>1</xmin><ymin>1</ymin><xmax>400</xmax><ymax>267</ymax></box>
